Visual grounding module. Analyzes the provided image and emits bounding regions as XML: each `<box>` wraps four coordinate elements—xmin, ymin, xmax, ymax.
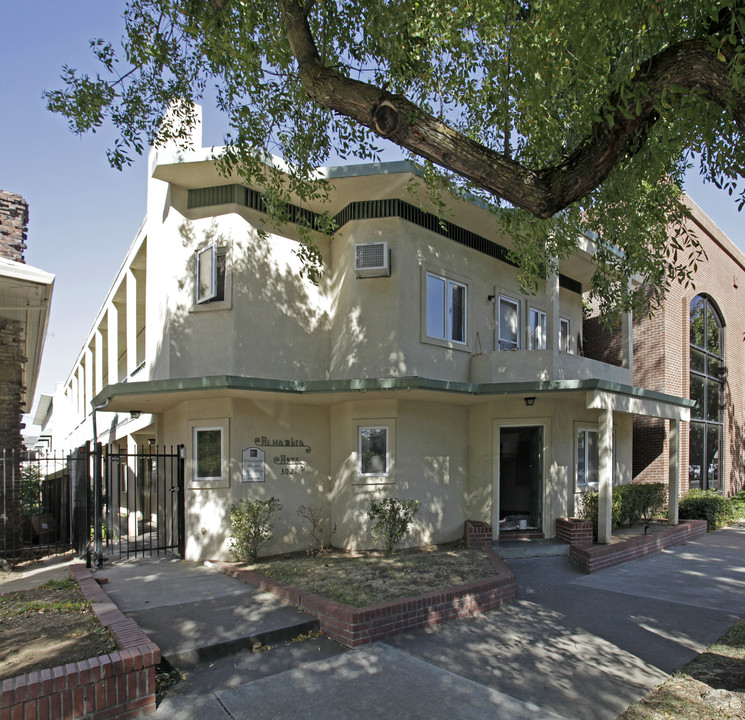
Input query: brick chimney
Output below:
<box><xmin>0</xmin><ymin>190</ymin><xmax>28</xmax><ymax>263</ymax></box>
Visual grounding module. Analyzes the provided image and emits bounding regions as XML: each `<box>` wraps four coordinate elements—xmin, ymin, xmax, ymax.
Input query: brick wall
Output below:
<box><xmin>0</xmin><ymin>191</ymin><xmax>29</xmax><ymax>556</ymax></box>
<box><xmin>0</xmin><ymin>190</ymin><xmax>28</xmax><ymax>262</ymax></box>
<box><xmin>584</xmin><ymin>200</ymin><xmax>745</xmax><ymax>498</ymax></box>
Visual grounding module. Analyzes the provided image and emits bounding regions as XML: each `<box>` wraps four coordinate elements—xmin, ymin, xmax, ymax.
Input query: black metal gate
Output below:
<box><xmin>2</xmin><ymin>444</ymin><xmax>184</xmax><ymax>562</ymax></box>
<box><xmin>100</xmin><ymin>444</ymin><xmax>185</xmax><ymax>560</ymax></box>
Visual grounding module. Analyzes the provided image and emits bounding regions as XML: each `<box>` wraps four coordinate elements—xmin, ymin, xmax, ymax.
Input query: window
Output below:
<box><xmin>193</xmin><ymin>426</ymin><xmax>223</xmax><ymax>481</ymax></box>
<box><xmin>576</xmin><ymin>427</ymin><xmax>615</xmax><ymax>488</ymax></box>
<box><xmin>358</xmin><ymin>426</ymin><xmax>389</xmax><ymax>476</ymax></box>
<box><xmin>195</xmin><ymin>244</ymin><xmax>226</xmax><ymax>304</ymax></box>
<box><xmin>498</xmin><ymin>296</ymin><xmax>520</xmax><ymax>350</ymax></box>
<box><xmin>426</xmin><ymin>272</ymin><xmax>467</xmax><ymax>344</ymax></box>
<box><xmin>576</xmin><ymin>428</ymin><xmax>599</xmax><ymax>487</ymax></box>
<box><xmin>529</xmin><ymin>308</ymin><xmax>547</xmax><ymax>350</ymax></box>
<box><xmin>689</xmin><ymin>295</ymin><xmax>724</xmax><ymax>491</ymax></box>
<box><xmin>560</xmin><ymin>318</ymin><xmax>570</xmax><ymax>353</ymax></box>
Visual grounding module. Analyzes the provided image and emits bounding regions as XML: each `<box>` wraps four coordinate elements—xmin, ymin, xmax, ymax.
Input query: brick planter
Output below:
<box><xmin>1</xmin><ymin>564</ymin><xmax>159</xmax><ymax>720</ymax></box>
<box><xmin>556</xmin><ymin>517</ymin><xmax>594</xmax><ymax>547</ymax></box>
<box><xmin>464</xmin><ymin>520</ymin><xmax>492</xmax><ymax>548</ymax></box>
<box><xmin>210</xmin><ymin>549</ymin><xmax>515</xmax><ymax>648</ymax></box>
<box><xmin>569</xmin><ymin>519</ymin><xmax>708</xmax><ymax>574</ymax></box>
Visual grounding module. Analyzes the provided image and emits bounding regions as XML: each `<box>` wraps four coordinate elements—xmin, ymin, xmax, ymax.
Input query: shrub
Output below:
<box><xmin>730</xmin><ymin>491</ymin><xmax>745</xmax><ymax>520</ymax></box>
<box><xmin>579</xmin><ymin>482</ymin><xmax>666</xmax><ymax>539</ymax></box>
<box><xmin>679</xmin><ymin>489</ymin><xmax>733</xmax><ymax>532</ymax></box>
<box><xmin>297</xmin><ymin>504</ymin><xmax>326</xmax><ymax>556</ymax></box>
<box><xmin>229</xmin><ymin>497</ymin><xmax>282</xmax><ymax>562</ymax></box>
<box><xmin>367</xmin><ymin>497</ymin><xmax>420</xmax><ymax>554</ymax></box>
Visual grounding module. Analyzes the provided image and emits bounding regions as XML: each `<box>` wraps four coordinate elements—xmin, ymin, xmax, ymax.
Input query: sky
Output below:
<box><xmin>3</xmin><ymin>1</ymin><xmax>744</xmax><ymax>435</ymax></box>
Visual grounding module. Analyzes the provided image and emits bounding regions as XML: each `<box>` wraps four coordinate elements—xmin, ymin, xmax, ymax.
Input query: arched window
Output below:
<box><xmin>689</xmin><ymin>295</ymin><xmax>724</xmax><ymax>490</ymax></box>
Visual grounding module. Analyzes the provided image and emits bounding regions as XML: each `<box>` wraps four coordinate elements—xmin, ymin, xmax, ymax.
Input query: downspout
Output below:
<box><xmin>91</xmin><ymin>399</ymin><xmax>111</xmax><ymax>565</ymax></box>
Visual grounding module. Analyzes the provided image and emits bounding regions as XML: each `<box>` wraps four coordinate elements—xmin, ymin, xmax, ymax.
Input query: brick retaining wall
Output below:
<box><xmin>568</xmin><ymin>520</ymin><xmax>708</xmax><ymax>574</ymax></box>
<box><xmin>1</xmin><ymin>564</ymin><xmax>159</xmax><ymax>720</ymax></box>
<box><xmin>211</xmin><ymin>549</ymin><xmax>515</xmax><ymax>648</ymax></box>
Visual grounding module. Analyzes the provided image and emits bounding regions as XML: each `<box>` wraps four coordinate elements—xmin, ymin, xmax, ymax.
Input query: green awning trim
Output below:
<box><xmin>92</xmin><ymin>374</ymin><xmax>694</xmax><ymax>410</ymax></box>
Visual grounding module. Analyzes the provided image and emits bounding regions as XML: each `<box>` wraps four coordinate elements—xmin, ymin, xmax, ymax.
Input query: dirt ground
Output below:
<box><xmin>0</xmin><ymin>575</ymin><xmax>117</xmax><ymax>681</ymax></box>
<box><xmin>246</xmin><ymin>542</ymin><xmax>497</xmax><ymax>606</ymax></box>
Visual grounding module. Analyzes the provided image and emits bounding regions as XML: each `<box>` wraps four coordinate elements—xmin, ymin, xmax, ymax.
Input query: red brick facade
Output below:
<box><xmin>585</xmin><ymin>196</ymin><xmax>745</xmax><ymax>497</ymax></box>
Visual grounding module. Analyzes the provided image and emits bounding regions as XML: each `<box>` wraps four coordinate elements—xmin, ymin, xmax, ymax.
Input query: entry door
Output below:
<box><xmin>499</xmin><ymin>426</ymin><xmax>543</xmax><ymax>529</ymax></box>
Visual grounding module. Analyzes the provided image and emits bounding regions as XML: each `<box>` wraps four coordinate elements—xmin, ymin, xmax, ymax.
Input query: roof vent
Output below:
<box><xmin>354</xmin><ymin>242</ymin><xmax>390</xmax><ymax>278</ymax></box>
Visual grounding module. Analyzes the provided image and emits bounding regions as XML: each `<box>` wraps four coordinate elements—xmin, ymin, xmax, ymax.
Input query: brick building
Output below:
<box><xmin>0</xmin><ymin>190</ymin><xmax>54</xmax><ymax>556</ymax></box>
<box><xmin>586</xmin><ymin>194</ymin><xmax>745</xmax><ymax>498</ymax></box>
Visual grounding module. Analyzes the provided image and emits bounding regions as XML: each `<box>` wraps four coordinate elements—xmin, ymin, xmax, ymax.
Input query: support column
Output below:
<box><xmin>598</xmin><ymin>407</ymin><xmax>614</xmax><ymax>544</ymax></box>
<box><xmin>546</xmin><ymin>264</ymin><xmax>560</xmax><ymax>352</ymax></box>
<box><xmin>126</xmin><ymin>269</ymin><xmax>137</xmax><ymax>377</ymax></box>
<box><xmin>668</xmin><ymin>419</ymin><xmax>680</xmax><ymax>525</ymax></box>
<box><xmin>94</xmin><ymin>329</ymin><xmax>104</xmax><ymax>395</ymax></box>
<box><xmin>107</xmin><ymin>304</ymin><xmax>119</xmax><ymax>384</ymax></box>
<box><xmin>84</xmin><ymin>347</ymin><xmax>93</xmax><ymax>417</ymax></box>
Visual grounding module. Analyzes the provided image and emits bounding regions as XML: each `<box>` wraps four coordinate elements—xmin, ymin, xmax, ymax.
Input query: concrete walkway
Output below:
<box><xmin>93</xmin><ymin>523</ymin><xmax>745</xmax><ymax>720</ymax></box>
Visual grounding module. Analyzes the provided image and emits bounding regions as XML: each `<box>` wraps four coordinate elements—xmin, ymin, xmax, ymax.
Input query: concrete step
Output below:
<box><xmin>494</xmin><ymin>539</ymin><xmax>571</xmax><ymax>559</ymax></box>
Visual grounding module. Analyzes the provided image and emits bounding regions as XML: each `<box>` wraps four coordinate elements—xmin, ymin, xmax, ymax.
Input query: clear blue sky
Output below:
<box><xmin>3</xmin><ymin>2</ymin><xmax>743</xmax><ymax>434</ymax></box>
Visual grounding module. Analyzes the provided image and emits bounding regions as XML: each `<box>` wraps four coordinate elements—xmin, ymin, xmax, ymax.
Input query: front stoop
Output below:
<box><xmin>210</xmin><ymin>549</ymin><xmax>516</xmax><ymax>648</ymax></box>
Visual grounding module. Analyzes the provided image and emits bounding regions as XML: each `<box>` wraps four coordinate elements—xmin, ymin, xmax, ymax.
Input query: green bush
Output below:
<box><xmin>579</xmin><ymin>482</ymin><xmax>666</xmax><ymax>539</ymax></box>
<box><xmin>367</xmin><ymin>497</ymin><xmax>420</xmax><ymax>554</ymax></box>
<box><xmin>679</xmin><ymin>489</ymin><xmax>733</xmax><ymax>532</ymax></box>
<box><xmin>229</xmin><ymin>497</ymin><xmax>282</xmax><ymax>563</ymax></box>
<box><xmin>730</xmin><ymin>491</ymin><xmax>745</xmax><ymax>519</ymax></box>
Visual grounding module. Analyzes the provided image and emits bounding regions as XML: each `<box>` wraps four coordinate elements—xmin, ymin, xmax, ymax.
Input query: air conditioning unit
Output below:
<box><xmin>354</xmin><ymin>242</ymin><xmax>391</xmax><ymax>278</ymax></box>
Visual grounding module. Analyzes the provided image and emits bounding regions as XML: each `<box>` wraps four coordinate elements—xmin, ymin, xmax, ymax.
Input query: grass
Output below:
<box><xmin>0</xmin><ymin>577</ymin><xmax>90</xmax><ymax>619</ymax></box>
<box><xmin>247</xmin><ymin>544</ymin><xmax>496</xmax><ymax>607</ymax></box>
<box><xmin>618</xmin><ymin>617</ymin><xmax>745</xmax><ymax>719</ymax></box>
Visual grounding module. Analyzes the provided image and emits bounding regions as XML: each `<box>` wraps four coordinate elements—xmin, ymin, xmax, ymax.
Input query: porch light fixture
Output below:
<box><xmin>130</xmin><ymin>410</ymin><xmax>141</xmax><ymax>419</ymax></box>
<box><xmin>524</xmin><ymin>397</ymin><xmax>536</xmax><ymax>407</ymax></box>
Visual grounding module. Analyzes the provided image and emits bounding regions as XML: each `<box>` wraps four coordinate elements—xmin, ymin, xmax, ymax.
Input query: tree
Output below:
<box><xmin>45</xmin><ymin>0</ymin><xmax>745</xmax><ymax>317</ymax></box>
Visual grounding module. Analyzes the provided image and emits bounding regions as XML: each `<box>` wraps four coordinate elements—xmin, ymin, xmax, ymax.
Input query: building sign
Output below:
<box><xmin>241</xmin><ymin>447</ymin><xmax>265</xmax><ymax>483</ymax></box>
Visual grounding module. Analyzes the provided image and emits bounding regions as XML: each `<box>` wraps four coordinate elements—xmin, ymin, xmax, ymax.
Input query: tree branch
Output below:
<box><xmin>279</xmin><ymin>0</ymin><xmax>744</xmax><ymax>218</ymax></box>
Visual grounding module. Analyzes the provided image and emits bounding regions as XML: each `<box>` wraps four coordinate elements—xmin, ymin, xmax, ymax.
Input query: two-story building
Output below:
<box><xmin>41</xmin><ymin>108</ymin><xmax>691</xmax><ymax>561</ymax></box>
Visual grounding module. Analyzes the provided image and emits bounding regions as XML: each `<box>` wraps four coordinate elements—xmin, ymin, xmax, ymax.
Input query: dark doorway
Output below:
<box><xmin>499</xmin><ymin>426</ymin><xmax>543</xmax><ymax>530</ymax></box>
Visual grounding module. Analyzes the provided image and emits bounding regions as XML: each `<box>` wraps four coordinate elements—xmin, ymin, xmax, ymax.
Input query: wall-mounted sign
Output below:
<box><xmin>242</xmin><ymin>447</ymin><xmax>265</xmax><ymax>483</ymax></box>
<box><xmin>254</xmin><ymin>436</ymin><xmax>312</xmax><ymax>454</ymax></box>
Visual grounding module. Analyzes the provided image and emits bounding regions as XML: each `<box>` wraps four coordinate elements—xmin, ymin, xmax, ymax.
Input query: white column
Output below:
<box><xmin>598</xmin><ymin>407</ymin><xmax>614</xmax><ymax>544</ymax></box>
<box><xmin>107</xmin><ymin>304</ymin><xmax>119</xmax><ymax>384</ymax></box>
<box><xmin>84</xmin><ymin>347</ymin><xmax>93</xmax><ymax>414</ymax></box>
<box><xmin>546</xmin><ymin>264</ymin><xmax>560</xmax><ymax>352</ymax></box>
<box><xmin>94</xmin><ymin>329</ymin><xmax>104</xmax><ymax>395</ymax></box>
<box><xmin>668</xmin><ymin>419</ymin><xmax>680</xmax><ymax>525</ymax></box>
<box><xmin>126</xmin><ymin>269</ymin><xmax>137</xmax><ymax>377</ymax></box>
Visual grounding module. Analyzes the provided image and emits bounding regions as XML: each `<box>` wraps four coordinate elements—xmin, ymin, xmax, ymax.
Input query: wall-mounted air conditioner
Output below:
<box><xmin>354</xmin><ymin>242</ymin><xmax>391</xmax><ymax>278</ymax></box>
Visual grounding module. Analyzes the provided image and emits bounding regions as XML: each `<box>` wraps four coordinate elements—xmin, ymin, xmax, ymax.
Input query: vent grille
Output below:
<box><xmin>354</xmin><ymin>242</ymin><xmax>390</xmax><ymax>277</ymax></box>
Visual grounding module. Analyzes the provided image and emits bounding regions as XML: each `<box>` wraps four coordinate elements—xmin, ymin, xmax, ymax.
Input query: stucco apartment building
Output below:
<box><xmin>39</xmin><ymin>109</ymin><xmax>694</xmax><ymax>561</ymax></box>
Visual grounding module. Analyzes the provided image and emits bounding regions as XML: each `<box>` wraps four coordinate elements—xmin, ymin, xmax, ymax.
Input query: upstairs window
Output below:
<box><xmin>498</xmin><ymin>296</ymin><xmax>520</xmax><ymax>350</ymax></box>
<box><xmin>196</xmin><ymin>244</ymin><xmax>226</xmax><ymax>304</ymax></box>
<box><xmin>528</xmin><ymin>308</ymin><xmax>547</xmax><ymax>350</ymax></box>
<box><xmin>560</xmin><ymin>318</ymin><xmax>571</xmax><ymax>353</ymax></box>
<box><xmin>426</xmin><ymin>272</ymin><xmax>467</xmax><ymax>344</ymax></box>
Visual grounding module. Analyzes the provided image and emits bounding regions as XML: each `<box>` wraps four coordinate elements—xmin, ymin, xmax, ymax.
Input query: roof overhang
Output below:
<box><xmin>91</xmin><ymin>375</ymin><xmax>692</xmax><ymax>421</ymax></box>
<box><xmin>0</xmin><ymin>258</ymin><xmax>55</xmax><ymax>412</ymax></box>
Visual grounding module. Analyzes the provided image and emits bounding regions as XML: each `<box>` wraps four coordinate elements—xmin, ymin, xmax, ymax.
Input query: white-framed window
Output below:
<box><xmin>193</xmin><ymin>426</ymin><xmax>223</xmax><ymax>481</ymax></box>
<box><xmin>426</xmin><ymin>272</ymin><xmax>467</xmax><ymax>344</ymax></box>
<box><xmin>576</xmin><ymin>426</ymin><xmax>615</xmax><ymax>488</ymax></box>
<box><xmin>358</xmin><ymin>426</ymin><xmax>389</xmax><ymax>477</ymax></box>
<box><xmin>498</xmin><ymin>296</ymin><xmax>520</xmax><ymax>350</ymax></box>
<box><xmin>528</xmin><ymin>308</ymin><xmax>547</xmax><ymax>350</ymax></box>
<box><xmin>195</xmin><ymin>243</ymin><xmax>227</xmax><ymax>304</ymax></box>
<box><xmin>560</xmin><ymin>318</ymin><xmax>571</xmax><ymax>353</ymax></box>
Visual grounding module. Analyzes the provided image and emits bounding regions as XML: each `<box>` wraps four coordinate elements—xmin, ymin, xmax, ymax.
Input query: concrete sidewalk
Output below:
<box><xmin>97</xmin><ymin>523</ymin><xmax>745</xmax><ymax>720</ymax></box>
